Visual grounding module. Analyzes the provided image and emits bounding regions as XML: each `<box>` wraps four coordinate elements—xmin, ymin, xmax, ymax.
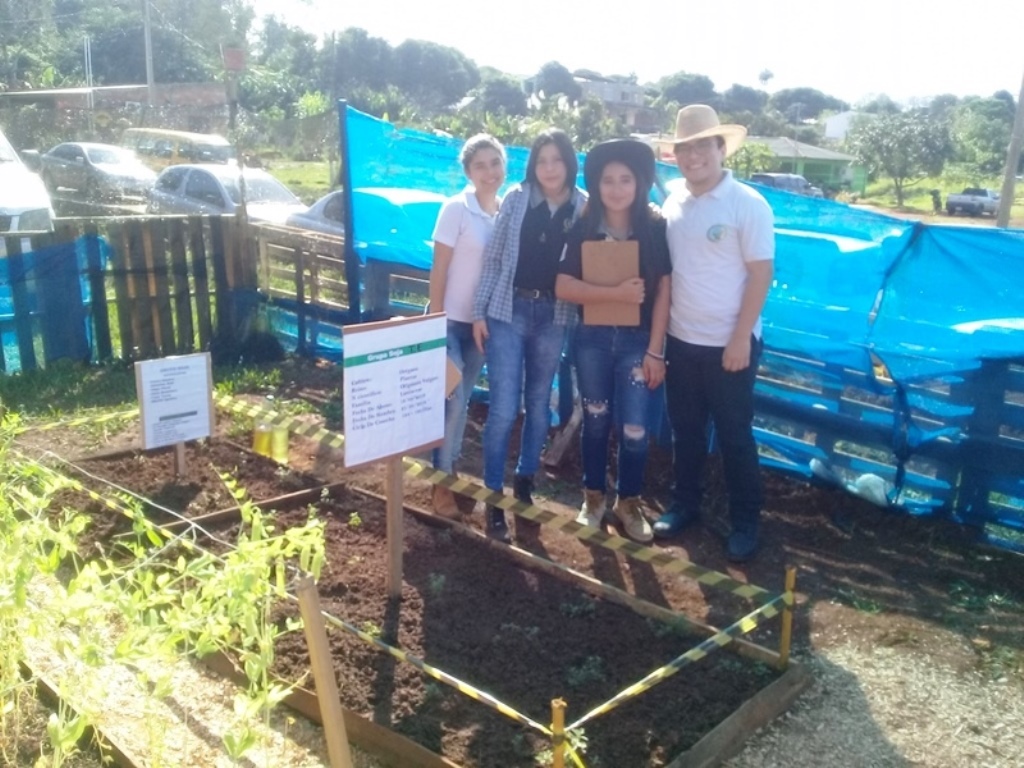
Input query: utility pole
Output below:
<box><xmin>996</xmin><ymin>67</ymin><xmax>1024</xmax><ymax>228</ymax></box>
<box><xmin>143</xmin><ymin>0</ymin><xmax>154</xmax><ymax>106</ymax></box>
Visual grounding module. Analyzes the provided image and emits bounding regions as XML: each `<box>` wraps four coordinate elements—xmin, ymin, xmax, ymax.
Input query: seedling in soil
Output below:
<box><xmin>566</xmin><ymin>656</ymin><xmax>606</xmax><ymax>688</ymax></box>
<box><xmin>427</xmin><ymin>573</ymin><xmax>446</xmax><ymax>597</ymax></box>
<box><xmin>423</xmin><ymin>682</ymin><xmax>444</xmax><ymax>702</ymax></box>
<box><xmin>645</xmin><ymin>616</ymin><xmax>690</xmax><ymax>640</ymax></box>
<box><xmin>320</xmin><ymin>395</ymin><xmax>344</xmax><ymax>428</ymax></box>
<box><xmin>834</xmin><ymin>587</ymin><xmax>884</xmax><ymax>614</ymax></box>
<box><xmin>498</xmin><ymin>623</ymin><xmax>540</xmax><ymax>642</ymax></box>
<box><xmin>361</xmin><ymin>621</ymin><xmax>383</xmax><ymax>638</ymax></box>
<box><xmin>348</xmin><ymin>511</ymin><xmax>363</xmax><ymax>529</ymax></box>
<box><xmin>560</xmin><ymin>597</ymin><xmax>597</xmax><ymax>620</ymax></box>
<box><xmin>535</xmin><ymin>727</ymin><xmax>589</xmax><ymax>766</ymax></box>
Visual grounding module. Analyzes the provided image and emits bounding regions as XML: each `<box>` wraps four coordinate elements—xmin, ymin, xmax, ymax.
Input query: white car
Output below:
<box><xmin>286</xmin><ymin>189</ymin><xmax>345</xmax><ymax>236</ymax></box>
<box><xmin>147</xmin><ymin>164</ymin><xmax>307</xmax><ymax>224</ymax></box>
<box><xmin>1</xmin><ymin>129</ymin><xmax>54</xmax><ymax>233</ymax></box>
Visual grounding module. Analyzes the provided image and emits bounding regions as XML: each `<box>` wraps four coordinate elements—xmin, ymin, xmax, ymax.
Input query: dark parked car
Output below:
<box><xmin>37</xmin><ymin>142</ymin><xmax>156</xmax><ymax>203</ymax></box>
<box><xmin>147</xmin><ymin>164</ymin><xmax>307</xmax><ymax>223</ymax></box>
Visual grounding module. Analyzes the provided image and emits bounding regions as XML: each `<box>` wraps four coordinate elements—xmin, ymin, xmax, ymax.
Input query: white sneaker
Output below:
<box><xmin>575</xmin><ymin>489</ymin><xmax>607</xmax><ymax>528</ymax></box>
<box><xmin>613</xmin><ymin>496</ymin><xmax>653</xmax><ymax>543</ymax></box>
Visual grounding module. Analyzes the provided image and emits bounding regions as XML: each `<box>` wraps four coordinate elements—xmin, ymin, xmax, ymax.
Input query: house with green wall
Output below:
<box><xmin>749</xmin><ymin>136</ymin><xmax>867</xmax><ymax>194</ymax></box>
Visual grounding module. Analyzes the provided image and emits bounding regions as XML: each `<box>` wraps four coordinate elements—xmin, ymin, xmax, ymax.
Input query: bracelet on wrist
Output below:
<box><xmin>645</xmin><ymin>350</ymin><xmax>664</xmax><ymax>361</ymax></box>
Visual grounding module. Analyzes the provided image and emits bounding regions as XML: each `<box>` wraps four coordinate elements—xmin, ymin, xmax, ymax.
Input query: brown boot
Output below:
<box><xmin>612</xmin><ymin>496</ymin><xmax>653</xmax><ymax>543</ymax></box>
<box><xmin>575</xmin><ymin>489</ymin><xmax>607</xmax><ymax>528</ymax></box>
<box><xmin>432</xmin><ymin>484</ymin><xmax>460</xmax><ymax>519</ymax></box>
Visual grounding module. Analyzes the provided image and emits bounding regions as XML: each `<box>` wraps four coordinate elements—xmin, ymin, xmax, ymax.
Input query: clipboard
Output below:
<box><xmin>581</xmin><ymin>240</ymin><xmax>640</xmax><ymax>326</ymax></box>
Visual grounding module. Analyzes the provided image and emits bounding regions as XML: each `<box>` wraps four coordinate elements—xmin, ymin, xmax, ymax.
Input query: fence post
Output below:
<box><xmin>296</xmin><ymin>577</ymin><xmax>354</xmax><ymax>768</ymax></box>
<box><xmin>779</xmin><ymin>566</ymin><xmax>796</xmax><ymax>668</ymax></box>
<box><xmin>551</xmin><ymin>698</ymin><xmax>566</xmax><ymax>768</ymax></box>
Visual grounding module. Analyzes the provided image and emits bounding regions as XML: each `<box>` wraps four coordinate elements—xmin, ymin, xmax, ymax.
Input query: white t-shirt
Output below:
<box><xmin>431</xmin><ymin>189</ymin><xmax>499</xmax><ymax>323</ymax></box>
<box><xmin>662</xmin><ymin>171</ymin><xmax>774</xmax><ymax>346</ymax></box>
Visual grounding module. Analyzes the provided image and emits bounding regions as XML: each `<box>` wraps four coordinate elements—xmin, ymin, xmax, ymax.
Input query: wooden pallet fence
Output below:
<box><xmin>755</xmin><ymin>347</ymin><xmax>1024</xmax><ymax>540</ymax></box>
<box><xmin>1</xmin><ymin>215</ymin><xmax>250</xmax><ymax>367</ymax></box>
<box><xmin>254</xmin><ymin>222</ymin><xmax>349</xmax><ymax>353</ymax></box>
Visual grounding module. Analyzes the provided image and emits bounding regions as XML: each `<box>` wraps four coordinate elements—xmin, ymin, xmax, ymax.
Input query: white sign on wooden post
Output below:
<box><xmin>135</xmin><ymin>352</ymin><xmax>215</xmax><ymax>450</ymax></box>
<box><xmin>342</xmin><ymin>314</ymin><xmax>447</xmax><ymax>468</ymax></box>
<box><xmin>343</xmin><ymin>314</ymin><xmax>447</xmax><ymax>599</ymax></box>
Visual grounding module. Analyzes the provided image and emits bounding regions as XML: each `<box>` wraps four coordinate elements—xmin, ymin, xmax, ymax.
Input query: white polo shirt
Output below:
<box><xmin>432</xmin><ymin>189</ymin><xmax>499</xmax><ymax>323</ymax></box>
<box><xmin>662</xmin><ymin>171</ymin><xmax>774</xmax><ymax>346</ymax></box>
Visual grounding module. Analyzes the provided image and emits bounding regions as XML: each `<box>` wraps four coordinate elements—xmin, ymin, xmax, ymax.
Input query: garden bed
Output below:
<box><xmin>60</xmin><ymin>438</ymin><xmax>789</xmax><ymax>767</ymax></box>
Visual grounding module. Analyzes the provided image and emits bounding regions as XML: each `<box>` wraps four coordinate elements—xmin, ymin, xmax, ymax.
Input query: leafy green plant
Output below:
<box><xmin>535</xmin><ymin>727</ymin><xmax>589</xmax><ymax>766</ymax></box>
<box><xmin>361</xmin><ymin>621</ymin><xmax>382</xmax><ymax>638</ymax></box>
<box><xmin>645</xmin><ymin>616</ymin><xmax>691</xmax><ymax>640</ymax></box>
<box><xmin>834</xmin><ymin>587</ymin><xmax>884</xmax><ymax>614</ymax></box>
<box><xmin>566</xmin><ymin>656</ymin><xmax>606</xmax><ymax>688</ymax></box>
<box><xmin>347</xmin><ymin>511</ymin><xmax>363</xmax><ymax>529</ymax></box>
<box><xmin>214</xmin><ymin>366</ymin><xmax>284</xmax><ymax>397</ymax></box>
<box><xmin>498</xmin><ymin>622</ymin><xmax>540</xmax><ymax>642</ymax></box>
<box><xmin>427</xmin><ymin>573</ymin><xmax>446</xmax><ymax>597</ymax></box>
<box><xmin>560</xmin><ymin>597</ymin><xmax>596</xmax><ymax>620</ymax></box>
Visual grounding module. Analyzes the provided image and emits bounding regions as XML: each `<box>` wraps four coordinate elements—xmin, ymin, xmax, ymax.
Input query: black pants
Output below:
<box><xmin>665</xmin><ymin>334</ymin><xmax>763</xmax><ymax>535</ymax></box>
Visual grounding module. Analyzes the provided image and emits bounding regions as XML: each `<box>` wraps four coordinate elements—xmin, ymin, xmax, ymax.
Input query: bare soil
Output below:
<box><xmin>24</xmin><ymin>356</ymin><xmax>1024</xmax><ymax>766</ymax></box>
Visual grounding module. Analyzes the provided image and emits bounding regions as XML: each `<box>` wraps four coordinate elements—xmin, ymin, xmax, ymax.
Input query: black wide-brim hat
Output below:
<box><xmin>583</xmin><ymin>139</ymin><xmax>656</xmax><ymax>198</ymax></box>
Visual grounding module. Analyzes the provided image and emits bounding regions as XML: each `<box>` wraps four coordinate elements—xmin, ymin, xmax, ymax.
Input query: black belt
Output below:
<box><xmin>514</xmin><ymin>287</ymin><xmax>554</xmax><ymax>300</ymax></box>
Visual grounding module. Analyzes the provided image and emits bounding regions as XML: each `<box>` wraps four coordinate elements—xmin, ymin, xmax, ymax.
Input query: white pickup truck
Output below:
<box><xmin>945</xmin><ymin>187</ymin><xmax>1000</xmax><ymax>217</ymax></box>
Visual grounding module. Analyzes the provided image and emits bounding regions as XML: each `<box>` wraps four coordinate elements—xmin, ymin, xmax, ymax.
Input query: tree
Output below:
<box><xmin>758</xmin><ymin>69</ymin><xmax>774</xmax><ymax>88</ymax></box>
<box><xmin>392</xmin><ymin>39</ymin><xmax>479</xmax><ymax>111</ymax></box>
<box><xmin>858</xmin><ymin>95</ymin><xmax>902</xmax><ymax>114</ymax></box>
<box><xmin>769</xmin><ymin>87</ymin><xmax>848</xmax><ymax>121</ymax></box>
<box><xmin>726</xmin><ymin>141</ymin><xmax>775</xmax><ymax>177</ymax></box>
<box><xmin>951</xmin><ymin>97</ymin><xmax>1013</xmax><ymax>174</ymax></box>
<box><xmin>720</xmin><ymin>84</ymin><xmax>768</xmax><ymax>115</ymax></box>
<box><xmin>477</xmin><ymin>75</ymin><xmax>527</xmax><ymax>116</ymax></box>
<box><xmin>659</xmin><ymin>71</ymin><xmax>717</xmax><ymax>107</ymax></box>
<box><xmin>332</xmin><ymin>27</ymin><xmax>393</xmax><ymax>92</ymax></box>
<box><xmin>534</xmin><ymin>61</ymin><xmax>581</xmax><ymax>103</ymax></box>
<box><xmin>928</xmin><ymin>94</ymin><xmax>959</xmax><ymax>120</ymax></box>
<box><xmin>846</xmin><ymin>111</ymin><xmax>952</xmax><ymax>206</ymax></box>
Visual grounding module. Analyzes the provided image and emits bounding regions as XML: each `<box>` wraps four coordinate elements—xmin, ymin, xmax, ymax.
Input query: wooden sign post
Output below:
<box><xmin>342</xmin><ymin>314</ymin><xmax>447</xmax><ymax>602</ymax></box>
<box><xmin>135</xmin><ymin>352</ymin><xmax>214</xmax><ymax>483</ymax></box>
<box><xmin>174</xmin><ymin>442</ymin><xmax>187</xmax><ymax>478</ymax></box>
<box><xmin>385</xmin><ymin>457</ymin><xmax>404</xmax><ymax>599</ymax></box>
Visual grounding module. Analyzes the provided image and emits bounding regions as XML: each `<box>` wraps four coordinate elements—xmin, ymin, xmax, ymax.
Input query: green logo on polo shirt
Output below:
<box><xmin>707</xmin><ymin>224</ymin><xmax>727</xmax><ymax>242</ymax></box>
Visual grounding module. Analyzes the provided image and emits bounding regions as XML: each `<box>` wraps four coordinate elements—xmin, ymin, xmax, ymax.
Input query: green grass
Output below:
<box><xmin>0</xmin><ymin>359</ymin><xmax>137</xmax><ymax>418</ymax></box>
<box><xmin>265</xmin><ymin>161</ymin><xmax>335</xmax><ymax>204</ymax></box>
<box><xmin>860</xmin><ymin>175</ymin><xmax>1024</xmax><ymax>224</ymax></box>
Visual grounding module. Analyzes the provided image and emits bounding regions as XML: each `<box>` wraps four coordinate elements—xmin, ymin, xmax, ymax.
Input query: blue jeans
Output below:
<box><xmin>575</xmin><ymin>325</ymin><xmax>653</xmax><ymax>499</ymax></box>
<box><xmin>432</xmin><ymin>320</ymin><xmax>485</xmax><ymax>473</ymax></box>
<box><xmin>665</xmin><ymin>334</ymin><xmax>763</xmax><ymax>535</ymax></box>
<box><xmin>483</xmin><ymin>297</ymin><xmax>565</xmax><ymax>491</ymax></box>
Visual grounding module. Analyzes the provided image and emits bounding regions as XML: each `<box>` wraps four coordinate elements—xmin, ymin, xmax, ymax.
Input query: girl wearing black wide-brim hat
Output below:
<box><xmin>555</xmin><ymin>139</ymin><xmax>671</xmax><ymax>543</ymax></box>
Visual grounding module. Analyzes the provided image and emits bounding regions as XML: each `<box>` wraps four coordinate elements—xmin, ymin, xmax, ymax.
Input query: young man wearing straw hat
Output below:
<box><xmin>653</xmin><ymin>104</ymin><xmax>775</xmax><ymax>563</ymax></box>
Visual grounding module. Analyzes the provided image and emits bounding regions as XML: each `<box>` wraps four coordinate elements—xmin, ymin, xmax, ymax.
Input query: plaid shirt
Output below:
<box><xmin>472</xmin><ymin>182</ymin><xmax>588</xmax><ymax>325</ymax></box>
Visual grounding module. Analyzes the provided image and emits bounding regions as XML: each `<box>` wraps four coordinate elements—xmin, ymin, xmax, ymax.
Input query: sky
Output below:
<box><xmin>248</xmin><ymin>0</ymin><xmax>1024</xmax><ymax>107</ymax></box>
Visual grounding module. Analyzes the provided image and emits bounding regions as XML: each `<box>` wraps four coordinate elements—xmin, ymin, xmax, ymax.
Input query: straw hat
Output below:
<box><xmin>669</xmin><ymin>104</ymin><xmax>747</xmax><ymax>157</ymax></box>
<box><xmin>583</xmin><ymin>139</ymin><xmax>656</xmax><ymax>196</ymax></box>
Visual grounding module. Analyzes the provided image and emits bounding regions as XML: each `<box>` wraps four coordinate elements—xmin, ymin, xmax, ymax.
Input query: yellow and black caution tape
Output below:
<box><xmin>17</xmin><ymin>456</ymin><xmax>141</xmax><ymax>520</ymax></box>
<box><xmin>567</xmin><ymin>592</ymin><xmax>789</xmax><ymax>731</ymax></box>
<box><xmin>404</xmin><ymin>458</ymin><xmax>771</xmax><ymax>602</ymax></box>
<box><xmin>312</xmin><ymin>605</ymin><xmax>553</xmax><ymax>737</ymax></box>
<box><xmin>214</xmin><ymin>393</ymin><xmax>345</xmax><ymax>450</ymax></box>
<box><xmin>213</xmin><ymin>394</ymin><xmax>773</xmax><ymax>603</ymax></box>
<box><xmin>12</xmin><ymin>409</ymin><xmax>139</xmax><ymax>435</ymax></box>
